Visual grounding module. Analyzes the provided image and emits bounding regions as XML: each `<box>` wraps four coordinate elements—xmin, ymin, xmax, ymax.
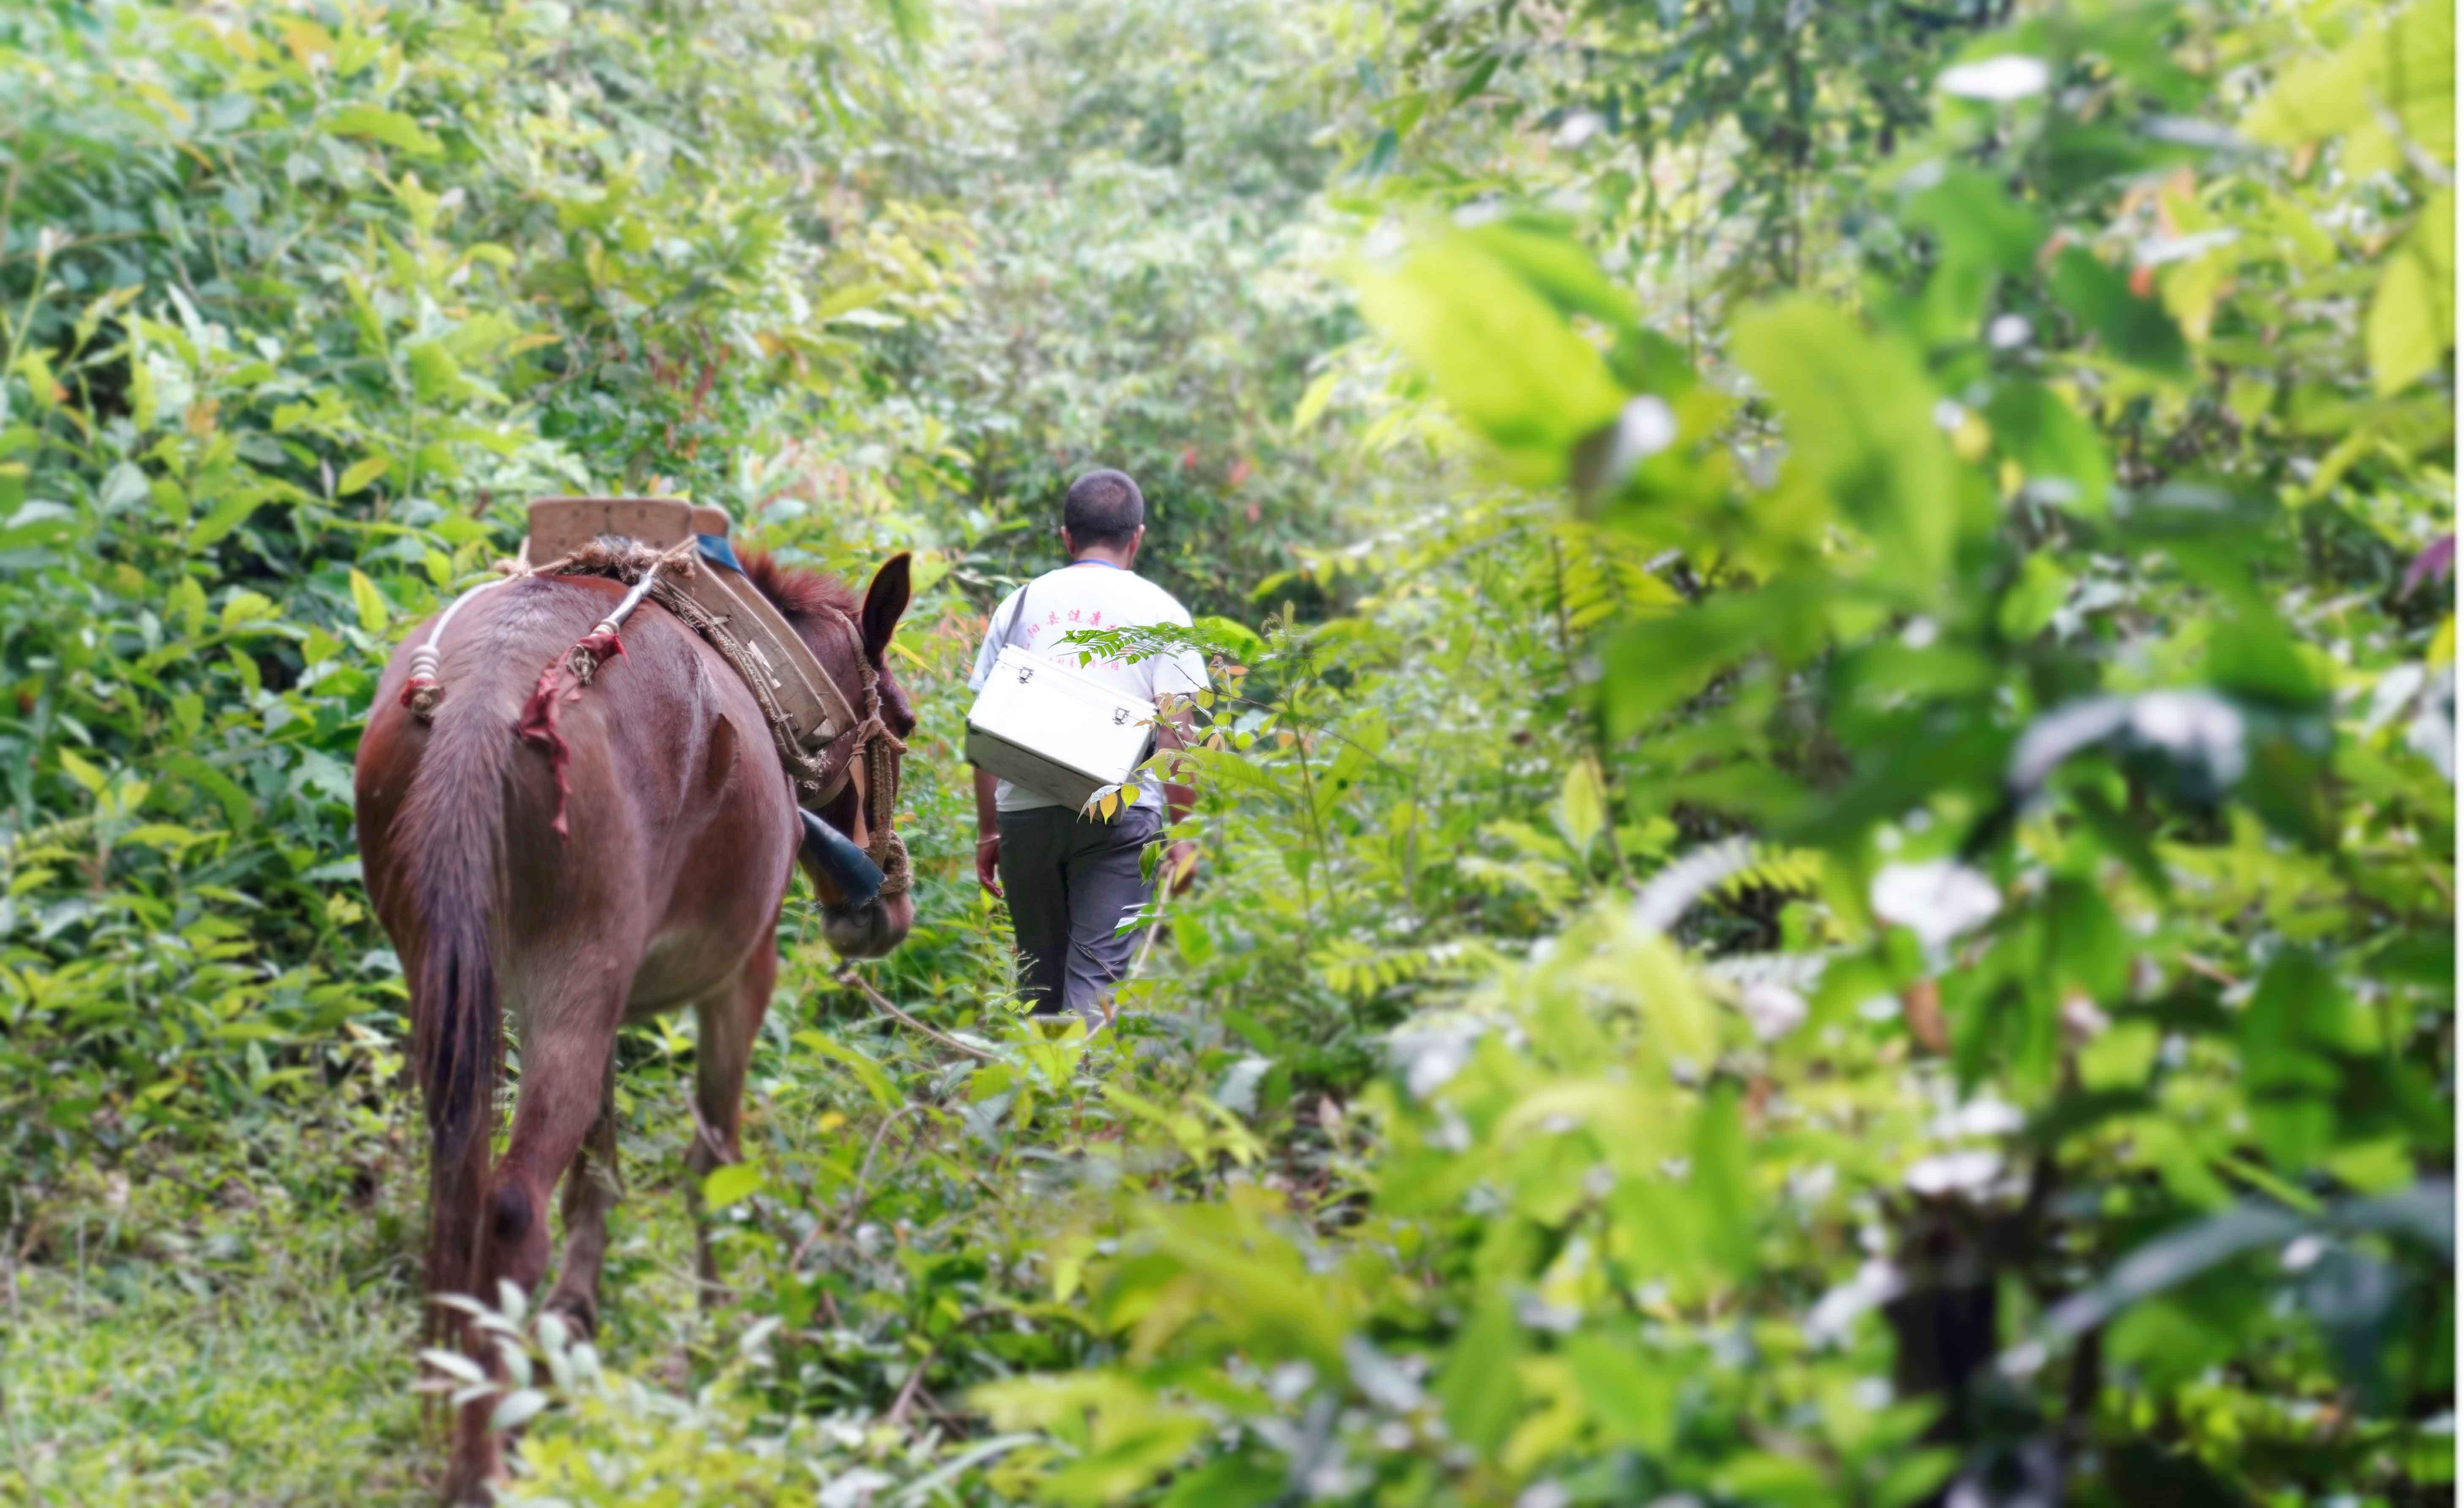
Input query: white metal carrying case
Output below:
<box><xmin>965</xmin><ymin>644</ymin><xmax>1157</xmax><ymax>812</ymax></box>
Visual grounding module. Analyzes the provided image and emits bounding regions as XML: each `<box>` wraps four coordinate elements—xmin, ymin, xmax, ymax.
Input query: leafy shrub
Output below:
<box><xmin>2</xmin><ymin>1</ymin><xmax>2449</xmax><ymax>1505</ymax></box>
<box><xmin>957</xmin><ymin>3</ymin><xmax>2458</xmax><ymax>1504</ymax></box>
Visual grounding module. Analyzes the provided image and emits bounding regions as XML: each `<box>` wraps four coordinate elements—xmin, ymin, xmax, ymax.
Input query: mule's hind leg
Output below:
<box><xmin>449</xmin><ymin>997</ymin><xmax>623</xmax><ymax>1502</ymax></box>
<box><xmin>480</xmin><ymin>1018</ymin><xmax>622</xmax><ymax>1304</ymax></box>
<box><xmin>685</xmin><ymin>940</ymin><xmax>778</xmax><ymax>1307</ymax></box>
<box><xmin>544</xmin><ymin>1052</ymin><xmax>621</xmax><ymax>1338</ymax></box>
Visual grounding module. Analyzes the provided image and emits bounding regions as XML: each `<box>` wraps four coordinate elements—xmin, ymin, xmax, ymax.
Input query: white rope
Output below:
<box><xmin>401</xmin><ymin>578</ymin><xmax>510</xmax><ymax>720</ymax></box>
<box><xmin>590</xmin><ymin>559</ymin><xmax>665</xmax><ymax>639</ymax></box>
<box><xmin>404</xmin><ymin>540</ymin><xmax>690</xmax><ymax>718</ymax></box>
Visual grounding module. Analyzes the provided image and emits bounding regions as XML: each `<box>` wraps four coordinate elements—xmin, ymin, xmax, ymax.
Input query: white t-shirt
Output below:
<box><xmin>967</xmin><ymin>561</ymin><xmax>1209</xmax><ymax>812</ymax></box>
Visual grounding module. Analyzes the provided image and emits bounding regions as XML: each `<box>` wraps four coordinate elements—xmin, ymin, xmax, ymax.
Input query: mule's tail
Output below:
<box><xmin>394</xmin><ymin>688</ymin><xmax>516</xmax><ymax>1334</ymax></box>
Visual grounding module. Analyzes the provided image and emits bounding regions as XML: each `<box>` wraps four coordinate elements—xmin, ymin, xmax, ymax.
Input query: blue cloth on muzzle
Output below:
<box><xmin>799</xmin><ymin>810</ymin><xmax>883</xmax><ymax>907</ymax></box>
<box><xmin>696</xmin><ymin>533</ymin><xmax>746</xmax><ymax>573</ymax></box>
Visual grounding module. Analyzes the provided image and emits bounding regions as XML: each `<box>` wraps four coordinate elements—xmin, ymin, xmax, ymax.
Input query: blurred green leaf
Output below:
<box><xmin>701</xmin><ymin>1161</ymin><xmax>764</xmax><ymax>1210</ymax></box>
<box><xmin>326</xmin><ymin>104</ymin><xmax>443</xmax><ymax>156</ymax></box>
<box><xmin>1349</xmin><ymin>232</ymin><xmax>1625</xmax><ymax>481</ymax></box>
<box><xmin>2049</xmin><ymin>247</ymin><xmax>2189</xmax><ymax>376</ymax></box>
<box><xmin>1730</xmin><ymin>299</ymin><xmax>1959</xmax><ymax>587</ymax></box>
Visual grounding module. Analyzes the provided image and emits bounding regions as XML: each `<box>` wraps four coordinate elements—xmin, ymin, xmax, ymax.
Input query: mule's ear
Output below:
<box><xmin>860</xmin><ymin>552</ymin><xmax>912</xmax><ymax>659</ymax></box>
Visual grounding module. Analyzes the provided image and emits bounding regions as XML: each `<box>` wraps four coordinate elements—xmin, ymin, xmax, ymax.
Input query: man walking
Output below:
<box><xmin>968</xmin><ymin>469</ymin><xmax>1204</xmax><ymax>1025</ymax></box>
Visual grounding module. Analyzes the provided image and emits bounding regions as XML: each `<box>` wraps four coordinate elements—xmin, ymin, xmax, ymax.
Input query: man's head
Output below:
<box><xmin>1061</xmin><ymin>468</ymin><xmax>1145</xmax><ymax>564</ymax></box>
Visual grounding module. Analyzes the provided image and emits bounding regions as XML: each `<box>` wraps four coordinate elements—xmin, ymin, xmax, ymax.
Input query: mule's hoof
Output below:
<box><xmin>543</xmin><ymin>1291</ymin><xmax>599</xmax><ymax>1340</ymax></box>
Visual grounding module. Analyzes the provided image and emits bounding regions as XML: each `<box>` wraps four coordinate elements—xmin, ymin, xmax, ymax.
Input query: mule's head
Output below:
<box><xmin>742</xmin><ymin>550</ymin><xmax>918</xmax><ymax>958</ymax></box>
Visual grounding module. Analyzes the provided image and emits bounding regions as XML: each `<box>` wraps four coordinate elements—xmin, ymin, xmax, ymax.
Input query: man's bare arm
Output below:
<box><xmin>1156</xmin><ymin>701</ymin><xmax>1200</xmax><ymax>892</ymax></box>
<box><xmin>973</xmin><ymin>766</ymin><xmax>1004</xmax><ymax>897</ymax></box>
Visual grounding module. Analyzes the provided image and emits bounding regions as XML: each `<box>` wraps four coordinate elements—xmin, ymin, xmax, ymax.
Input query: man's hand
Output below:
<box><xmin>1163</xmin><ymin>839</ymin><xmax>1199</xmax><ymax>896</ymax></box>
<box><xmin>976</xmin><ymin>834</ymin><xmax>1004</xmax><ymax>898</ymax></box>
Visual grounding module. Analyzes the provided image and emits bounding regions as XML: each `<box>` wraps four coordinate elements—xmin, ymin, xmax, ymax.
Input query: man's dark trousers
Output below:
<box><xmin>996</xmin><ymin>803</ymin><xmax>1161</xmax><ymax>1023</ymax></box>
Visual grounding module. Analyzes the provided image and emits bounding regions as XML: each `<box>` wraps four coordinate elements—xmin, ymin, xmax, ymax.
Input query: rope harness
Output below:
<box><xmin>400</xmin><ymin>540</ymin><xmax>909</xmax><ymax>896</ymax></box>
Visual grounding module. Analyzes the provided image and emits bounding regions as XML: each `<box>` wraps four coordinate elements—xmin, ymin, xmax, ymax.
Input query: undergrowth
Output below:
<box><xmin>3</xmin><ymin>0</ymin><xmax>2453</xmax><ymax>1505</ymax></box>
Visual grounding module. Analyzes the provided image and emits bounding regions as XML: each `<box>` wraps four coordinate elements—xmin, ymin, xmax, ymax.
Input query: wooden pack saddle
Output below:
<box><xmin>524</xmin><ymin>497</ymin><xmax>856</xmax><ymax>768</ymax></box>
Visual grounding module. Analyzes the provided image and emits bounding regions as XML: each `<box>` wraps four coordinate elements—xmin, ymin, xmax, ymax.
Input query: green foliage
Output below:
<box><xmin>860</xmin><ymin>0</ymin><xmax>1359</xmax><ymax>615</ymax></box>
<box><xmin>0</xmin><ymin>0</ymin><xmax>953</xmax><ymax>1186</ymax></box>
<box><xmin>957</xmin><ymin>2</ymin><xmax>2456</xmax><ymax>1504</ymax></box>
<box><xmin>3</xmin><ymin>0</ymin><xmax>2450</xmax><ymax>1505</ymax></box>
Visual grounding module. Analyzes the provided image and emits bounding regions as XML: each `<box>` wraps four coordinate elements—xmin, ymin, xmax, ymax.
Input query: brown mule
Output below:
<box><xmin>354</xmin><ymin>550</ymin><xmax>917</xmax><ymax>1503</ymax></box>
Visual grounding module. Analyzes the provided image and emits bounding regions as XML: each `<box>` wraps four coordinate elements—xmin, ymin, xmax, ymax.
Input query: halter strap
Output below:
<box><xmin>807</xmin><ymin>602</ymin><xmax>911</xmax><ymax>897</ymax></box>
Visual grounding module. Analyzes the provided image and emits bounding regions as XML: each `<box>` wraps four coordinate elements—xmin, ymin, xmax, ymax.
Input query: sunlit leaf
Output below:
<box><xmin>326</xmin><ymin>105</ymin><xmax>442</xmax><ymax>157</ymax></box>
<box><xmin>1348</xmin><ymin>230</ymin><xmax>1625</xmax><ymax>482</ymax></box>
<box><xmin>701</xmin><ymin>1160</ymin><xmax>764</xmax><ymax>1210</ymax></box>
<box><xmin>2367</xmin><ymin>189</ymin><xmax>2455</xmax><ymax>396</ymax></box>
<box><xmin>1730</xmin><ymin>299</ymin><xmax>1960</xmax><ymax>587</ymax></box>
<box><xmin>337</xmin><ymin>455</ymin><xmax>391</xmax><ymax>496</ymax></box>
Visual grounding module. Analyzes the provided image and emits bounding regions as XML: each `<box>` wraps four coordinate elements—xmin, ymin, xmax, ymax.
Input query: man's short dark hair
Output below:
<box><xmin>1063</xmin><ymin>469</ymin><xmax>1145</xmax><ymax>549</ymax></box>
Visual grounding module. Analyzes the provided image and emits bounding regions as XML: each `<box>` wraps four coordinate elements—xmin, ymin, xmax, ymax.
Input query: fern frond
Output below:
<box><xmin>1710</xmin><ymin>845</ymin><xmax>1825</xmax><ymax>902</ymax></box>
<box><xmin>1311</xmin><ymin>937</ymin><xmax>1512</xmax><ymax>1001</ymax></box>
